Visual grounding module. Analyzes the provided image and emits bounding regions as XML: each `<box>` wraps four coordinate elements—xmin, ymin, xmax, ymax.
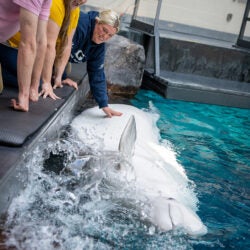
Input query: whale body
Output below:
<box><xmin>71</xmin><ymin>104</ymin><xmax>207</xmax><ymax>236</ymax></box>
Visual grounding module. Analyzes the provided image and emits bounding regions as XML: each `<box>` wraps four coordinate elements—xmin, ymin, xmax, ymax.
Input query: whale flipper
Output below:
<box><xmin>118</xmin><ymin>115</ymin><xmax>136</xmax><ymax>158</ymax></box>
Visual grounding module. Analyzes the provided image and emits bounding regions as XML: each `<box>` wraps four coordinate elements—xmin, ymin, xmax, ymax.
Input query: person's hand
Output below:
<box><xmin>39</xmin><ymin>82</ymin><xmax>61</xmax><ymax>100</ymax></box>
<box><xmin>102</xmin><ymin>106</ymin><xmax>123</xmax><ymax>118</ymax></box>
<box><xmin>53</xmin><ymin>77</ymin><xmax>78</xmax><ymax>90</ymax></box>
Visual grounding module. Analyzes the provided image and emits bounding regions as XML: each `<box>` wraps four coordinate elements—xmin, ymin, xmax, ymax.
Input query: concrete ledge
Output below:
<box><xmin>167</xmin><ymin>85</ymin><xmax>250</xmax><ymax>109</ymax></box>
<box><xmin>162</xmin><ymin>71</ymin><xmax>250</xmax><ymax>97</ymax></box>
<box><xmin>142</xmin><ymin>69</ymin><xmax>250</xmax><ymax>109</ymax></box>
<box><xmin>141</xmin><ymin>70</ymin><xmax>168</xmax><ymax>97</ymax></box>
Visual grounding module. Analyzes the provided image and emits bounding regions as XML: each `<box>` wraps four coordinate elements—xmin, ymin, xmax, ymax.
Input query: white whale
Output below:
<box><xmin>70</xmin><ymin>104</ymin><xmax>207</xmax><ymax>236</ymax></box>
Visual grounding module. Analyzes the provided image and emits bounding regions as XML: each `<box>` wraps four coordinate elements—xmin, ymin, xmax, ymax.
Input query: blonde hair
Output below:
<box><xmin>55</xmin><ymin>0</ymin><xmax>71</xmax><ymax>63</ymax></box>
<box><xmin>96</xmin><ymin>9</ymin><xmax>120</xmax><ymax>33</ymax></box>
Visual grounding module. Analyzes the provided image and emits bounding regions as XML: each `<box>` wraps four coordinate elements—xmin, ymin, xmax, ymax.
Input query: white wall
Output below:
<box><xmin>83</xmin><ymin>0</ymin><xmax>248</xmax><ymax>36</ymax></box>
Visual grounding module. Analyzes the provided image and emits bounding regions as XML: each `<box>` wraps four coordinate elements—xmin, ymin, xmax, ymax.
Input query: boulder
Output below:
<box><xmin>105</xmin><ymin>35</ymin><xmax>145</xmax><ymax>98</ymax></box>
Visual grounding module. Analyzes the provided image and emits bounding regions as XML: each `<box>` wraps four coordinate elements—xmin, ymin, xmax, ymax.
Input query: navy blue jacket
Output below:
<box><xmin>70</xmin><ymin>11</ymin><xmax>108</xmax><ymax>108</ymax></box>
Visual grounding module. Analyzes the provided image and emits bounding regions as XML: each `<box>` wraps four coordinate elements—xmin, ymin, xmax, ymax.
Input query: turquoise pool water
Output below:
<box><xmin>131</xmin><ymin>90</ymin><xmax>250</xmax><ymax>249</ymax></box>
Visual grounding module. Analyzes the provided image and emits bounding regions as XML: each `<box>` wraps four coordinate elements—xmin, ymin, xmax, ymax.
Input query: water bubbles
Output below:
<box><xmin>148</xmin><ymin>225</ymin><xmax>156</xmax><ymax>235</ymax></box>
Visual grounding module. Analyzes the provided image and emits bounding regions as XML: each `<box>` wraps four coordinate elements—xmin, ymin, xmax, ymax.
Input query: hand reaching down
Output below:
<box><xmin>53</xmin><ymin>77</ymin><xmax>78</xmax><ymax>90</ymax></box>
<box><xmin>102</xmin><ymin>106</ymin><xmax>123</xmax><ymax>118</ymax></box>
<box><xmin>39</xmin><ymin>82</ymin><xmax>61</xmax><ymax>100</ymax></box>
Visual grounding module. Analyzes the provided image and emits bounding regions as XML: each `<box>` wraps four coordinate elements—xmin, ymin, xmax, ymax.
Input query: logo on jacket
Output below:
<box><xmin>71</xmin><ymin>50</ymin><xmax>86</xmax><ymax>63</ymax></box>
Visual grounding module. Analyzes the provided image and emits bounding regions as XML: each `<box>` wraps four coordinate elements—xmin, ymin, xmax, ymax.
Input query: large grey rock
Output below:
<box><xmin>105</xmin><ymin>35</ymin><xmax>145</xmax><ymax>97</ymax></box>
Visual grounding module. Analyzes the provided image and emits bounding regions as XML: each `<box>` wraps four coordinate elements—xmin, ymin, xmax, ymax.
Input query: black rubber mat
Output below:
<box><xmin>0</xmin><ymin>85</ymin><xmax>75</xmax><ymax>147</ymax></box>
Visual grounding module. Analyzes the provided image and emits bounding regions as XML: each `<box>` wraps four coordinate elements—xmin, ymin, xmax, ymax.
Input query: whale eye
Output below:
<box><xmin>114</xmin><ymin>164</ymin><xmax>121</xmax><ymax>171</ymax></box>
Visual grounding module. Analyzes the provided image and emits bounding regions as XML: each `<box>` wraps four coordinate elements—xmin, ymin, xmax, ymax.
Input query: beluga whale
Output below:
<box><xmin>70</xmin><ymin>104</ymin><xmax>207</xmax><ymax>236</ymax></box>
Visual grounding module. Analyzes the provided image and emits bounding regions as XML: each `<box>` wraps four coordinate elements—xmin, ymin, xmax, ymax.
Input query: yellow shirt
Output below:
<box><xmin>8</xmin><ymin>0</ymin><xmax>80</xmax><ymax>48</ymax></box>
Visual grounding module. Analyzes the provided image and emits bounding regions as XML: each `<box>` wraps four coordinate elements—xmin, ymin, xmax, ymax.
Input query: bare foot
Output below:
<box><xmin>29</xmin><ymin>89</ymin><xmax>39</xmax><ymax>102</ymax></box>
<box><xmin>11</xmin><ymin>99</ymin><xmax>29</xmax><ymax>112</ymax></box>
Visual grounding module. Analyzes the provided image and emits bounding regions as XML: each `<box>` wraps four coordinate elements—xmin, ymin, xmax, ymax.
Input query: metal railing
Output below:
<box><xmin>130</xmin><ymin>0</ymin><xmax>162</xmax><ymax>76</ymax></box>
<box><xmin>237</xmin><ymin>0</ymin><xmax>250</xmax><ymax>48</ymax></box>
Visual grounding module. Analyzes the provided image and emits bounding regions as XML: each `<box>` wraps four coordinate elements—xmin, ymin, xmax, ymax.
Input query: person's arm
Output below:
<box><xmin>29</xmin><ymin>18</ymin><xmax>48</xmax><ymax>101</ymax></box>
<box><xmin>88</xmin><ymin>69</ymin><xmax>122</xmax><ymax>117</ymax></box>
<box><xmin>11</xmin><ymin>8</ymin><xmax>39</xmax><ymax>111</ymax></box>
<box><xmin>87</xmin><ymin>59</ymin><xmax>108</xmax><ymax>107</ymax></box>
<box><xmin>102</xmin><ymin>106</ymin><xmax>123</xmax><ymax>118</ymax></box>
<box><xmin>53</xmin><ymin>29</ymin><xmax>78</xmax><ymax>90</ymax></box>
<box><xmin>39</xmin><ymin>19</ymin><xmax>60</xmax><ymax>99</ymax></box>
<box><xmin>87</xmin><ymin>46</ymin><xmax>122</xmax><ymax>117</ymax></box>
